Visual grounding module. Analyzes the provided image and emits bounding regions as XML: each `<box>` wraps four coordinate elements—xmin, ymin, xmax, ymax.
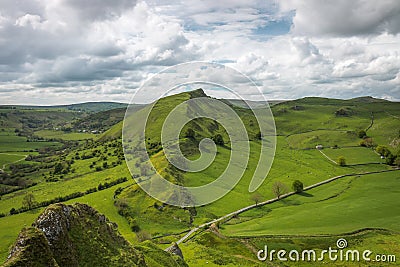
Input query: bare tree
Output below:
<box><xmin>250</xmin><ymin>192</ymin><xmax>263</xmax><ymax>206</ymax></box>
<box><xmin>272</xmin><ymin>181</ymin><xmax>288</xmax><ymax>199</ymax></box>
<box><xmin>22</xmin><ymin>193</ymin><xmax>36</xmax><ymax>210</ymax></box>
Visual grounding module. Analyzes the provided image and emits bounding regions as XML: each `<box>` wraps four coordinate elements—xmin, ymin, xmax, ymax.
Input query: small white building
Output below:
<box><xmin>316</xmin><ymin>144</ymin><xmax>323</xmax><ymax>150</ymax></box>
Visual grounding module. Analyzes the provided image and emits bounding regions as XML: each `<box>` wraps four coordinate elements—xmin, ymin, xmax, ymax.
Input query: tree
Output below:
<box><xmin>54</xmin><ymin>162</ymin><xmax>63</xmax><ymax>174</ymax></box>
<box><xmin>337</xmin><ymin>156</ymin><xmax>346</xmax><ymax>166</ymax></box>
<box><xmin>359</xmin><ymin>137</ymin><xmax>375</xmax><ymax>147</ymax></box>
<box><xmin>22</xmin><ymin>193</ymin><xmax>36</xmax><ymax>210</ymax></box>
<box><xmin>255</xmin><ymin>131</ymin><xmax>262</xmax><ymax>140</ymax></box>
<box><xmin>394</xmin><ymin>157</ymin><xmax>400</xmax><ymax>167</ymax></box>
<box><xmin>272</xmin><ymin>181</ymin><xmax>288</xmax><ymax>199</ymax></box>
<box><xmin>136</xmin><ymin>230</ymin><xmax>151</xmax><ymax>242</ymax></box>
<box><xmin>376</xmin><ymin>145</ymin><xmax>392</xmax><ymax>158</ymax></box>
<box><xmin>292</xmin><ymin>180</ymin><xmax>304</xmax><ymax>193</ymax></box>
<box><xmin>250</xmin><ymin>192</ymin><xmax>263</xmax><ymax>206</ymax></box>
<box><xmin>385</xmin><ymin>154</ymin><xmax>395</xmax><ymax>165</ymax></box>
<box><xmin>185</xmin><ymin>128</ymin><xmax>195</xmax><ymax>139</ymax></box>
<box><xmin>357</xmin><ymin>130</ymin><xmax>367</xmax><ymax>139</ymax></box>
<box><xmin>212</xmin><ymin>134</ymin><xmax>224</xmax><ymax>146</ymax></box>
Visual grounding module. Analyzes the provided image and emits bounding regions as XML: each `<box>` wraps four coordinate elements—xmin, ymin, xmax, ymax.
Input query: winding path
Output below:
<box><xmin>166</xmin><ymin>168</ymin><xmax>399</xmax><ymax>250</ymax></box>
<box><xmin>0</xmin><ymin>153</ymin><xmax>28</xmax><ymax>172</ymax></box>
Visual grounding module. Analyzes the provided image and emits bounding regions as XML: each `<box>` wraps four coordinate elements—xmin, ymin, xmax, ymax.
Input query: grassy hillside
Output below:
<box><xmin>3</xmin><ymin>203</ymin><xmax>187</xmax><ymax>267</ymax></box>
<box><xmin>0</xmin><ymin>91</ymin><xmax>398</xmax><ymax>266</ymax></box>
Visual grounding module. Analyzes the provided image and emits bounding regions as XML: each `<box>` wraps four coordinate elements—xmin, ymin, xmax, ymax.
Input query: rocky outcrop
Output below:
<box><xmin>165</xmin><ymin>242</ymin><xmax>184</xmax><ymax>259</ymax></box>
<box><xmin>3</xmin><ymin>203</ymin><xmax>187</xmax><ymax>267</ymax></box>
<box><xmin>4</xmin><ymin>227</ymin><xmax>58</xmax><ymax>267</ymax></box>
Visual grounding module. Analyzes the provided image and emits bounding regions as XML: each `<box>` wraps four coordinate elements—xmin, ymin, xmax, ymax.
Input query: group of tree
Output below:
<box><xmin>250</xmin><ymin>180</ymin><xmax>304</xmax><ymax>205</ymax></box>
<box><xmin>8</xmin><ymin>177</ymin><xmax>128</xmax><ymax>216</ymax></box>
<box><xmin>376</xmin><ymin>145</ymin><xmax>400</xmax><ymax>166</ymax></box>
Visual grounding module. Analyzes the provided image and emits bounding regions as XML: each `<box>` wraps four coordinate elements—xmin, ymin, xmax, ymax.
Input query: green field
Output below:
<box><xmin>0</xmin><ymin>131</ymin><xmax>60</xmax><ymax>152</ymax></box>
<box><xmin>322</xmin><ymin>147</ymin><xmax>385</xmax><ymax>165</ymax></box>
<box><xmin>222</xmin><ymin>171</ymin><xmax>400</xmax><ymax>236</ymax></box>
<box><xmin>286</xmin><ymin>130</ymin><xmax>360</xmax><ymax>149</ymax></box>
<box><xmin>0</xmin><ymin>153</ymin><xmax>27</xmax><ymax>169</ymax></box>
<box><xmin>34</xmin><ymin>129</ymin><xmax>98</xmax><ymax>140</ymax></box>
<box><xmin>0</xmin><ymin>210</ymin><xmax>43</xmax><ymax>262</ymax></box>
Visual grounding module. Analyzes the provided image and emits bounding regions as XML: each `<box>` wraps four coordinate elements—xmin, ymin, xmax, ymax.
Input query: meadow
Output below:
<box><xmin>34</xmin><ymin>129</ymin><xmax>98</xmax><ymax>141</ymax></box>
<box><xmin>222</xmin><ymin>171</ymin><xmax>400</xmax><ymax>236</ymax></box>
<box><xmin>0</xmin><ymin>153</ymin><xmax>27</xmax><ymax>169</ymax></box>
<box><xmin>0</xmin><ymin>94</ymin><xmax>399</xmax><ymax>266</ymax></box>
<box><xmin>0</xmin><ymin>131</ymin><xmax>60</xmax><ymax>152</ymax></box>
<box><xmin>322</xmin><ymin>146</ymin><xmax>385</xmax><ymax>165</ymax></box>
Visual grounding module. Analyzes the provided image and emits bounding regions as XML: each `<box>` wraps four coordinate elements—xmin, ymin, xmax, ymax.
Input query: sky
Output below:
<box><xmin>0</xmin><ymin>0</ymin><xmax>399</xmax><ymax>105</ymax></box>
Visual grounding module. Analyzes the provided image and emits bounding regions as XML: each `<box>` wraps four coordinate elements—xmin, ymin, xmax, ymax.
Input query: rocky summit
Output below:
<box><xmin>3</xmin><ymin>203</ymin><xmax>187</xmax><ymax>267</ymax></box>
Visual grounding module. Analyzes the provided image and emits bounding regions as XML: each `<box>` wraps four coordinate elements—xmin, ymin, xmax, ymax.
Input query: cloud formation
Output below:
<box><xmin>0</xmin><ymin>0</ymin><xmax>399</xmax><ymax>104</ymax></box>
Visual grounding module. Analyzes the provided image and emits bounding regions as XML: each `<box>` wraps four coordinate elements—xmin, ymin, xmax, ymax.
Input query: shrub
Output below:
<box><xmin>337</xmin><ymin>156</ymin><xmax>346</xmax><ymax>166</ymax></box>
<box><xmin>212</xmin><ymin>134</ymin><xmax>224</xmax><ymax>146</ymax></box>
<box><xmin>357</xmin><ymin>130</ymin><xmax>367</xmax><ymax>138</ymax></box>
<box><xmin>185</xmin><ymin>128</ymin><xmax>195</xmax><ymax>139</ymax></box>
<box><xmin>292</xmin><ymin>180</ymin><xmax>304</xmax><ymax>193</ymax></box>
<box><xmin>136</xmin><ymin>230</ymin><xmax>151</xmax><ymax>242</ymax></box>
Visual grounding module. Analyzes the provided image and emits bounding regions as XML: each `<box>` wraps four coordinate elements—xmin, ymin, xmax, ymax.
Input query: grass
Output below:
<box><xmin>0</xmin><ymin>164</ymin><xmax>131</xmax><ymax>214</ymax></box>
<box><xmin>0</xmin><ymin>209</ymin><xmax>43</xmax><ymax>262</ymax></box>
<box><xmin>0</xmin><ymin>131</ymin><xmax>60</xmax><ymax>152</ymax></box>
<box><xmin>0</xmin><ymin>153</ymin><xmax>27</xmax><ymax>169</ymax></box>
<box><xmin>245</xmin><ymin>230</ymin><xmax>400</xmax><ymax>266</ymax></box>
<box><xmin>65</xmin><ymin>180</ymin><xmax>137</xmax><ymax>244</ymax></box>
<box><xmin>286</xmin><ymin>130</ymin><xmax>360</xmax><ymax>149</ymax></box>
<box><xmin>0</xmin><ymin>92</ymin><xmax>399</xmax><ymax>266</ymax></box>
<box><xmin>34</xmin><ymin>130</ymin><xmax>97</xmax><ymax>141</ymax></box>
<box><xmin>322</xmin><ymin>147</ymin><xmax>385</xmax><ymax>165</ymax></box>
<box><xmin>222</xmin><ymin>171</ymin><xmax>400</xmax><ymax>237</ymax></box>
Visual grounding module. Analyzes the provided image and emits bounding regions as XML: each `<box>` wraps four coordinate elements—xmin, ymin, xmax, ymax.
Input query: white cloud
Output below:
<box><xmin>0</xmin><ymin>0</ymin><xmax>399</xmax><ymax>104</ymax></box>
<box><xmin>281</xmin><ymin>0</ymin><xmax>400</xmax><ymax>36</ymax></box>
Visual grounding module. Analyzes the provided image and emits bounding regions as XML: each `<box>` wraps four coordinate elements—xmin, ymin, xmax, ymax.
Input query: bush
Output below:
<box><xmin>359</xmin><ymin>138</ymin><xmax>375</xmax><ymax>147</ymax></box>
<box><xmin>357</xmin><ymin>130</ymin><xmax>367</xmax><ymax>138</ymax></box>
<box><xmin>128</xmin><ymin>217</ymin><xmax>140</xmax><ymax>232</ymax></box>
<box><xmin>212</xmin><ymin>134</ymin><xmax>224</xmax><ymax>146</ymax></box>
<box><xmin>136</xmin><ymin>230</ymin><xmax>151</xmax><ymax>242</ymax></box>
<box><xmin>54</xmin><ymin>163</ymin><xmax>63</xmax><ymax>174</ymax></box>
<box><xmin>376</xmin><ymin>145</ymin><xmax>392</xmax><ymax>158</ymax></box>
<box><xmin>337</xmin><ymin>156</ymin><xmax>346</xmax><ymax>166</ymax></box>
<box><xmin>292</xmin><ymin>180</ymin><xmax>304</xmax><ymax>193</ymax></box>
<box><xmin>256</xmin><ymin>131</ymin><xmax>262</xmax><ymax>140</ymax></box>
<box><xmin>185</xmin><ymin>128</ymin><xmax>195</xmax><ymax>139</ymax></box>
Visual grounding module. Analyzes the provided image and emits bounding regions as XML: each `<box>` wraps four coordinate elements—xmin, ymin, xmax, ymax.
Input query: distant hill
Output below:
<box><xmin>62</xmin><ymin>102</ymin><xmax>128</xmax><ymax>113</ymax></box>
<box><xmin>222</xmin><ymin>99</ymin><xmax>284</xmax><ymax>109</ymax></box>
<box><xmin>278</xmin><ymin>96</ymin><xmax>390</xmax><ymax>106</ymax></box>
<box><xmin>3</xmin><ymin>203</ymin><xmax>187</xmax><ymax>267</ymax></box>
<box><xmin>0</xmin><ymin>102</ymin><xmax>128</xmax><ymax>113</ymax></box>
<box><xmin>350</xmin><ymin>96</ymin><xmax>390</xmax><ymax>103</ymax></box>
<box><xmin>72</xmin><ymin>104</ymin><xmax>144</xmax><ymax>133</ymax></box>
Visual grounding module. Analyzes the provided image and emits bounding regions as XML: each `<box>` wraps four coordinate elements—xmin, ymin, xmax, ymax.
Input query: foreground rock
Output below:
<box><xmin>3</xmin><ymin>203</ymin><xmax>187</xmax><ymax>267</ymax></box>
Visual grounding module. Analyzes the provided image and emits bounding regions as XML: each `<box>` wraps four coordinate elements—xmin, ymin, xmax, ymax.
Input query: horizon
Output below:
<box><xmin>0</xmin><ymin>94</ymin><xmax>398</xmax><ymax>107</ymax></box>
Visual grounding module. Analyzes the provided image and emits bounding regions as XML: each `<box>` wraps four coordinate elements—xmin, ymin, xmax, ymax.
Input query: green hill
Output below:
<box><xmin>0</xmin><ymin>90</ymin><xmax>399</xmax><ymax>266</ymax></box>
<box><xmin>3</xmin><ymin>203</ymin><xmax>187</xmax><ymax>267</ymax></box>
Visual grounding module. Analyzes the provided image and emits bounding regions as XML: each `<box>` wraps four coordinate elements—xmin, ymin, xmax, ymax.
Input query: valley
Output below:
<box><xmin>0</xmin><ymin>91</ymin><xmax>399</xmax><ymax>266</ymax></box>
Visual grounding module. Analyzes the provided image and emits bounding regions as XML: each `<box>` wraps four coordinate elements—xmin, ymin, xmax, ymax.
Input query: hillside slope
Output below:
<box><xmin>3</xmin><ymin>203</ymin><xmax>187</xmax><ymax>267</ymax></box>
